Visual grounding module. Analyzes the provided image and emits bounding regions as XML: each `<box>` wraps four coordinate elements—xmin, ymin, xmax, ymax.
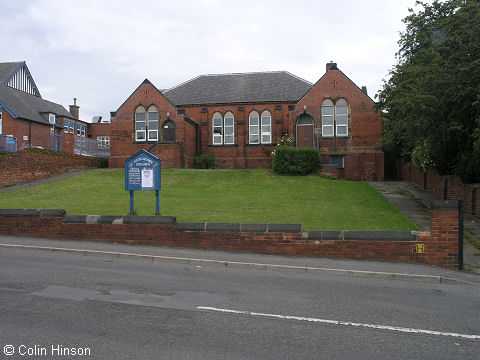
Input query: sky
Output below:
<box><xmin>1</xmin><ymin>0</ymin><xmax>423</xmax><ymax>122</ymax></box>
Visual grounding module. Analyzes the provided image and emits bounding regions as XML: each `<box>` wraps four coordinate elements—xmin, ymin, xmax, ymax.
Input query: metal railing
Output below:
<box><xmin>73</xmin><ymin>135</ymin><xmax>110</xmax><ymax>158</ymax></box>
<box><xmin>0</xmin><ymin>134</ymin><xmax>17</xmax><ymax>152</ymax></box>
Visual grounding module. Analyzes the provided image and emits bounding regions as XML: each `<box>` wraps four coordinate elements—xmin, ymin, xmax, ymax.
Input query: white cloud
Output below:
<box><xmin>1</xmin><ymin>0</ymin><xmax>418</xmax><ymax>120</ymax></box>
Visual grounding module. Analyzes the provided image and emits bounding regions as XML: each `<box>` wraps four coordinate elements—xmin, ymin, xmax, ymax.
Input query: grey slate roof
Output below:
<box><xmin>163</xmin><ymin>71</ymin><xmax>313</xmax><ymax>106</ymax></box>
<box><xmin>0</xmin><ymin>62</ymin><xmax>74</xmax><ymax>125</ymax></box>
<box><xmin>0</xmin><ymin>61</ymin><xmax>23</xmax><ymax>84</ymax></box>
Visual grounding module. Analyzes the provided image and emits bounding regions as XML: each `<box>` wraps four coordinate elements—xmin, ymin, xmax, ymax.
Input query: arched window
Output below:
<box><xmin>224</xmin><ymin>111</ymin><xmax>234</xmax><ymax>145</ymax></box>
<box><xmin>321</xmin><ymin>99</ymin><xmax>334</xmax><ymax>137</ymax></box>
<box><xmin>147</xmin><ymin>105</ymin><xmax>159</xmax><ymax>141</ymax></box>
<box><xmin>260</xmin><ymin>110</ymin><xmax>272</xmax><ymax>144</ymax></box>
<box><xmin>335</xmin><ymin>98</ymin><xmax>348</xmax><ymax>136</ymax></box>
<box><xmin>212</xmin><ymin>111</ymin><xmax>235</xmax><ymax>145</ymax></box>
<box><xmin>321</xmin><ymin>98</ymin><xmax>349</xmax><ymax>137</ymax></box>
<box><xmin>135</xmin><ymin>106</ymin><xmax>146</xmax><ymax>141</ymax></box>
<box><xmin>212</xmin><ymin>112</ymin><xmax>223</xmax><ymax>145</ymax></box>
<box><xmin>163</xmin><ymin>120</ymin><xmax>175</xmax><ymax>142</ymax></box>
<box><xmin>249</xmin><ymin>111</ymin><xmax>260</xmax><ymax>144</ymax></box>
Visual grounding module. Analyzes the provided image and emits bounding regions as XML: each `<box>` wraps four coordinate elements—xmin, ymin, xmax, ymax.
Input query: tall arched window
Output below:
<box><xmin>135</xmin><ymin>106</ymin><xmax>146</xmax><ymax>141</ymax></box>
<box><xmin>212</xmin><ymin>111</ymin><xmax>235</xmax><ymax>145</ymax></box>
<box><xmin>249</xmin><ymin>111</ymin><xmax>260</xmax><ymax>144</ymax></box>
<box><xmin>212</xmin><ymin>112</ymin><xmax>223</xmax><ymax>145</ymax></box>
<box><xmin>147</xmin><ymin>105</ymin><xmax>159</xmax><ymax>141</ymax></box>
<box><xmin>321</xmin><ymin>98</ymin><xmax>349</xmax><ymax>137</ymax></box>
<box><xmin>224</xmin><ymin>111</ymin><xmax>234</xmax><ymax>145</ymax></box>
<box><xmin>321</xmin><ymin>99</ymin><xmax>334</xmax><ymax>137</ymax></box>
<box><xmin>335</xmin><ymin>98</ymin><xmax>348</xmax><ymax>136</ymax></box>
<box><xmin>261</xmin><ymin>110</ymin><xmax>272</xmax><ymax>144</ymax></box>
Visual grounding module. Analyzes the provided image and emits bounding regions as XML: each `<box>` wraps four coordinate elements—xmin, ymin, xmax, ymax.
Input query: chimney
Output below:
<box><xmin>326</xmin><ymin>62</ymin><xmax>338</xmax><ymax>72</ymax></box>
<box><xmin>69</xmin><ymin>98</ymin><xmax>80</xmax><ymax>119</ymax></box>
<box><xmin>361</xmin><ymin>86</ymin><xmax>368</xmax><ymax>95</ymax></box>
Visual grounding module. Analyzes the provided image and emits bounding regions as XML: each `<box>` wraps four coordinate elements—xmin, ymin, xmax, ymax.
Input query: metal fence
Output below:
<box><xmin>51</xmin><ymin>134</ymin><xmax>63</xmax><ymax>152</ymax></box>
<box><xmin>74</xmin><ymin>135</ymin><xmax>110</xmax><ymax>158</ymax></box>
<box><xmin>0</xmin><ymin>134</ymin><xmax>17</xmax><ymax>152</ymax></box>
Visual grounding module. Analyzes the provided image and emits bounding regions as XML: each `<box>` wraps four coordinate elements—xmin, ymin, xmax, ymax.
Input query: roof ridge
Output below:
<box><xmin>0</xmin><ymin>61</ymin><xmax>25</xmax><ymax>66</ymax></box>
<box><xmin>199</xmin><ymin>70</ymin><xmax>288</xmax><ymax>77</ymax></box>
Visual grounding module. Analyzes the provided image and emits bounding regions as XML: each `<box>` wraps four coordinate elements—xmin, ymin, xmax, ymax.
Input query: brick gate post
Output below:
<box><xmin>429</xmin><ymin>200</ymin><xmax>460</xmax><ymax>269</ymax></box>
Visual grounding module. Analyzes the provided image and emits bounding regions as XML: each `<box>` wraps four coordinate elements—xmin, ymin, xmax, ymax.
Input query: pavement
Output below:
<box><xmin>369</xmin><ymin>181</ymin><xmax>480</xmax><ymax>274</ymax></box>
<box><xmin>0</xmin><ymin>171</ymin><xmax>479</xmax><ymax>285</ymax></box>
<box><xmin>1</xmin><ymin>235</ymin><xmax>479</xmax><ymax>286</ymax></box>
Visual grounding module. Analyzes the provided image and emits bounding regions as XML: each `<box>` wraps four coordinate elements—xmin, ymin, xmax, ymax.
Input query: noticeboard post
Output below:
<box><xmin>125</xmin><ymin>150</ymin><xmax>161</xmax><ymax>215</ymax></box>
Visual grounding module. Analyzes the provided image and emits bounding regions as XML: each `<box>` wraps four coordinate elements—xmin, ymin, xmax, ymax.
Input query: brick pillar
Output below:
<box><xmin>429</xmin><ymin>200</ymin><xmax>460</xmax><ymax>269</ymax></box>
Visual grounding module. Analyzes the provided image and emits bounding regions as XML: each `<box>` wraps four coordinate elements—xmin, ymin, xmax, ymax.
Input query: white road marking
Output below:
<box><xmin>197</xmin><ymin>306</ymin><xmax>480</xmax><ymax>340</ymax></box>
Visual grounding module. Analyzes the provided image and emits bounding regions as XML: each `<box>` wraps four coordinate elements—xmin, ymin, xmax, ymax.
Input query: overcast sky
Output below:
<box><xmin>2</xmin><ymin>0</ymin><xmax>422</xmax><ymax>122</ymax></box>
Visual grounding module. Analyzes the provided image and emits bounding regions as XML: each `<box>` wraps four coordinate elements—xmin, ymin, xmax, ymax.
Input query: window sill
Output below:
<box><xmin>245</xmin><ymin>143</ymin><xmax>273</xmax><ymax>147</ymax></box>
<box><xmin>133</xmin><ymin>141</ymin><xmax>177</xmax><ymax>144</ymax></box>
<box><xmin>320</xmin><ymin>136</ymin><xmax>351</xmax><ymax>140</ymax></box>
<box><xmin>323</xmin><ymin>164</ymin><xmax>344</xmax><ymax>169</ymax></box>
<box><xmin>208</xmin><ymin>144</ymin><xmax>238</xmax><ymax>148</ymax></box>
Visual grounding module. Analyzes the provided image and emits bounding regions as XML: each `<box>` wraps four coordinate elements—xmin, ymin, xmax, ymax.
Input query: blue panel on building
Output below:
<box><xmin>125</xmin><ymin>150</ymin><xmax>161</xmax><ymax>191</ymax></box>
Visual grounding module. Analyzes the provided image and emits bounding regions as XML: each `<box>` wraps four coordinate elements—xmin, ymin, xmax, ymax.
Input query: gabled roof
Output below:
<box><xmin>163</xmin><ymin>71</ymin><xmax>313</xmax><ymax>106</ymax></box>
<box><xmin>1</xmin><ymin>61</ymin><xmax>41</xmax><ymax>97</ymax></box>
<box><xmin>116</xmin><ymin>78</ymin><xmax>178</xmax><ymax>112</ymax></box>
<box><xmin>0</xmin><ymin>61</ymin><xmax>74</xmax><ymax>125</ymax></box>
<box><xmin>298</xmin><ymin>65</ymin><xmax>376</xmax><ymax>104</ymax></box>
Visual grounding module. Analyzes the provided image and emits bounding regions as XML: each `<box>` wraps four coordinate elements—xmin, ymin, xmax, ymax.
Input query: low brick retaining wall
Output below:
<box><xmin>0</xmin><ymin>201</ymin><xmax>461</xmax><ymax>269</ymax></box>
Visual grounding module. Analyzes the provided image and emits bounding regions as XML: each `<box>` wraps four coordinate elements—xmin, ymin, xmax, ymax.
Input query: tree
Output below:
<box><xmin>377</xmin><ymin>0</ymin><xmax>480</xmax><ymax>182</ymax></box>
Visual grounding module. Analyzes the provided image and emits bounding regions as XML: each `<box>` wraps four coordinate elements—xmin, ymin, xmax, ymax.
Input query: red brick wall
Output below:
<box><xmin>400</xmin><ymin>160</ymin><xmax>480</xmax><ymax>215</ymax></box>
<box><xmin>294</xmin><ymin>68</ymin><xmax>383</xmax><ymax>181</ymax></box>
<box><xmin>0</xmin><ymin>149</ymin><xmax>105</xmax><ymax>186</ymax></box>
<box><xmin>109</xmin><ymin>81</ymin><xmax>190</xmax><ymax>168</ymax></box>
<box><xmin>88</xmin><ymin>122</ymin><xmax>111</xmax><ymax>139</ymax></box>
<box><xmin>1</xmin><ymin>112</ymin><xmax>53</xmax><ymax>150</ymax></box>
<box><xmin>0</xmin><ymin>203</ymin><xmax>460</xmax><ymax>269</ymax></box>
<box><xmin>182</xmin><ymin>103</ymin><xmax>293</xmax><ymax>168</ymax></box>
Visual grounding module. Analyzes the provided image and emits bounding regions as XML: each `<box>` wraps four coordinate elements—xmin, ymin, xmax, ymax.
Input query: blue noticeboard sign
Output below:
<box><xmin>125</xmin><ymin>150</ymin><xmax>161</xmax><ymax>191</ymax></box>
<box><xmin>125</xmin><ymin>150</ymin><xmax>161</xmax><ymax>214</ymax></box>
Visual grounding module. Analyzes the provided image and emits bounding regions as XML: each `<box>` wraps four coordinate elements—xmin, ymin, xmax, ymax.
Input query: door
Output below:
<box><xmin>163</xmin><ymin>120</ymin><xmax>176</xmax><ymax>142</ymax></box>
<box><xmin>296</xmin><ymin>116</ymin><xmax>314</xmax><ymax>148</ymax></box>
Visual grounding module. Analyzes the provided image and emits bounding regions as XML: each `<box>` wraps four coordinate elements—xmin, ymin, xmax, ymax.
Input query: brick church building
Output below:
<box><xmin>110</xmin><ymin>62</ymin><xmax>383</xmax><ymax>181</ymax></box>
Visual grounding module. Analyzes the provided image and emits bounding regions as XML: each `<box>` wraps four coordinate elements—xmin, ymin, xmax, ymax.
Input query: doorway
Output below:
<box><xmin>296</xmin><ymin>115</ymin><xmax>314</xmax><ymax>148</ymax></box>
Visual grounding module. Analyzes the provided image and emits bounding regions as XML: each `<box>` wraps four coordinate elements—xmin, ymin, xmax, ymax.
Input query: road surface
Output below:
<box><xmin>1</xmin><ymin>249</ymin><xmax>479</xmax><ymax>359</ymax></box>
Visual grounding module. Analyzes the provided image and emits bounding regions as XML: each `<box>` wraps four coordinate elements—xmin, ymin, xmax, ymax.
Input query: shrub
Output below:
<box><xmin>272</xmin><ymin>146</ymin><xmax>321</xmax><ymax>175</ymax></box>
<box><xmin>194</xmin><ymin>153</ymin><xmax>219</xmax><ymax>169</ymax></box>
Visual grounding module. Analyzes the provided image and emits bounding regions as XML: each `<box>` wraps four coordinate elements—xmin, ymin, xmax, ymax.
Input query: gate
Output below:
<box><xmin>51</xmin><ymin>134</ymin><xmax>63</xmax><ymax>152</ymax></box>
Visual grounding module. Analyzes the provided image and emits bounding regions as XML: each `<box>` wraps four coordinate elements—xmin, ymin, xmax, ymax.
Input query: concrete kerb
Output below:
<box><xmin>1</xmin><ymin>243</ymin><xmax>478</xmax><ymax>287</ymax></box>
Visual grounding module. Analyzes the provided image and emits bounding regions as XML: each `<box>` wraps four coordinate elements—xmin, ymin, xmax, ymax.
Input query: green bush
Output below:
<box><xmin>272</xmin><ymin>146</ymin><xmax>322</xmax><ymax>175</ymax></box>
<box><xmin>194</xmin><ymin>153</ymin><xmax>219</xmax><ymax>169</ymax></box>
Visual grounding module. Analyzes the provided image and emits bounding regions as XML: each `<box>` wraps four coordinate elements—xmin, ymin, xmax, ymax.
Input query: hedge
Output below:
<box><xmin>194</xmin><ymin>153</ymin><xmax>219</xmax><ymax>169</ymax></box>
<box><xmin>272</xmin><ymin>146</ymin><xmax>322</xmax><ymax>175</ymax></box>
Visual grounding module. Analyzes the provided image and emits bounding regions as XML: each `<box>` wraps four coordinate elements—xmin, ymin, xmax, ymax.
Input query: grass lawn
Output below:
<box><xmin>0</xmin><ymin>169</ymin><xmax>417</xmax><ymax>230</ymax></box>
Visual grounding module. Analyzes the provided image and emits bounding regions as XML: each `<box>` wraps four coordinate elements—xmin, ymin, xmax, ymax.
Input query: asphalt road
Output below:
<box><xmin>0</xmin><ymin>249</ymin><xmax>479</xmax><ymax>359</ymax></box>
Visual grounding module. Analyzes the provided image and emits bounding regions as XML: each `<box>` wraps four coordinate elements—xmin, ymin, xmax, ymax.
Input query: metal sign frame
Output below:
<box><xmin>125</xmin><ymin>150</ymin><xmax>161</xmax><ymax>214</ymax></box>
